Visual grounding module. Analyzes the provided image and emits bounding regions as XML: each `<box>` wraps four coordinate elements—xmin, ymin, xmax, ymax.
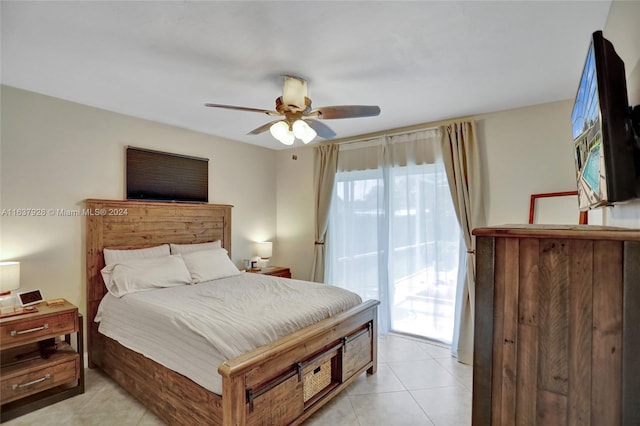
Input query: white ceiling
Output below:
<box><xmin>1</xmin><ymin>1</ymin><xmax>612</xmax><ymax>150</ymax></box>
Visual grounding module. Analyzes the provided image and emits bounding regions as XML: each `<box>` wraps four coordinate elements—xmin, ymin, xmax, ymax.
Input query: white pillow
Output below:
<box><xmin>103</xmin><ymin>244</ymin><xmax>170</xmax><ymax>266</ymax></box>
<box><xmin>170</xmin><ymin>240</ymin><xmax>222</xmax><ymax>255</ymax></box>
<box><xmin>101</xmin><ymin>254</ymin><xmax>192</xmax><ymax>297</ymax></box>
<box><xmin>181</xmin><ymin>248</ymin><xmax>241</xmax><ymax>283</ymax></box>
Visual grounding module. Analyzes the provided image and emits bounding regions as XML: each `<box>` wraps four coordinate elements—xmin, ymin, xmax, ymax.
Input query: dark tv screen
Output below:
<box><xmin>126</xmin><ymin>147</ymin><xmax>208</xmax><ymax>203</ymax></box>
<box><xmin>571</xmin><ymin>31</ymin><xmax>637</xmax><ymax>210</ymax></box>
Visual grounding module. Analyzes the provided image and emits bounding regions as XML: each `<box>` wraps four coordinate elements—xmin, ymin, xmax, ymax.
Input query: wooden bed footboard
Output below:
<box><xmin>220</xmin><ymin>299</ymin><xmax>378</xmax><ymax>426</ymax></box>
<box><xmin>91</xmin><ymin>299</ymin><xmax>378</xmax><ymax>426</ymax></box>
<box><xmin>85</xmin><ymin>199</ymin><xmax>379</xmax><ymax>425</ymax></box>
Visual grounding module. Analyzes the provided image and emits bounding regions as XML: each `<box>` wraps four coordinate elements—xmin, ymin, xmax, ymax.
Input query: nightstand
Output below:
<box><xmin>0</xmin><ymin>300</ymin><xmax>84</xmax><ymax>422</ymax></box>
<box><xmin>247</xmin><ymin>266</ymin><xmax>292</xmax><ymax>278</ymax></box>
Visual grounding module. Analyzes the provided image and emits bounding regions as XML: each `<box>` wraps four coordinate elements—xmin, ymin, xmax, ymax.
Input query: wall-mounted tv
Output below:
<box><xmin>571</xmin><ymin>30</ymin><xmax>639</xmax><ymax>210</ymax></box>
<box><xmin>126</xmin><ymin>147</ymin><xmax>208</xmax><ymax>203</ymax></box>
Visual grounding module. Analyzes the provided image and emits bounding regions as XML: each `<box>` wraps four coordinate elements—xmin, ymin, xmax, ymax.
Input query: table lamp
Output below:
<box><xmin>0</xmin><ymin>261</ymin><xmax>20</xmax><ymax>313</ymax></box>
<box><xmin>255</xmin><ymin>242</ymin><xmax>273</xmax><ymax>268</ymax></box>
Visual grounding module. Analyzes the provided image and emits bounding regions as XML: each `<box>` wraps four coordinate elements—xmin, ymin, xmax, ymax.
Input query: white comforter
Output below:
<box><xmin>95</xmin><ymin>272</ymin><xmax>362</xmax><ymax>394</ymax></box>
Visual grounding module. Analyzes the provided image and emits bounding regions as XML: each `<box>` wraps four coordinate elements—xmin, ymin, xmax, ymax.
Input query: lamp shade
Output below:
<box><xmin>0</xmin><ymin>262</ymin><xmax>20</xmax><ymax>294</ymax></box>
<box><xmin>269</xmin><ymin>121</ymin><xmax>295</xmax><ymax>145</ymax></box>
<box><xmin>255</xmin><ymin>242</ymin><xmax>273</xmax><ymax>259</ymax></box>
<box><xmin>292</xmin><ymin>120</ymin><xmax>317</xmax><ymax>144</ymax></box>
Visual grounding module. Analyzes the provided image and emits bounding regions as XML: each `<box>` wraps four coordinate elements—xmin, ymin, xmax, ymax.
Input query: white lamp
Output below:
<box><xmin>255</xmin><ymin>242</ymin><xmax>273</xmax><ymax>268</ymax></box>
<box><xmin>0</xmin><ymin>261</ymin><xmax>20</xmax><ymax>310</ymax></box>
<box><xmin>256</xmin><ymin>242</ymin><xmax>273</xmax><ymax>259</ymax></box>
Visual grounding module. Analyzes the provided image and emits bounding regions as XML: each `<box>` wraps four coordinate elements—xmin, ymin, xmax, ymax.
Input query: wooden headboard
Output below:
<box><xmin>85</xmin><ymin>199</ymin><xmax>232</xmax><ymax>366</ymax></box>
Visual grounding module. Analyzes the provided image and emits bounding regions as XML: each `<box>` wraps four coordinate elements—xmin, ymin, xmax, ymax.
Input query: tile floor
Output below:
<box><xmin>4</xmin><ymin>334</ymin><xmax>472</xmax><ymax>426</ymax></box>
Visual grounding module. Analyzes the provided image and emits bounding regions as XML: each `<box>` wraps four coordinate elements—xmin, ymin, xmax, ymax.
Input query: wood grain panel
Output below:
<box><xmin>101</xmin><ymin>335</ymin><xmax>223</xmax><ymax>425</ymax></box>
<box><xmin>500</xmin><ymin>238</ymin><xmax>519</xmax><ymax>425</ymax></box>
<box><xmin>518</xmin><ymin>238</ymin><xmax>539</xmax><ymax>326</ymax></box>
<box><xmin>473</xmin><ymin>226</ymin><xmax>635</xmax><ymax>426</ymax></box>
<box><xmin>473</xmin><ymin>225</ymin><xmax>640</xmax><ymax>241</ymax></box>
<box><xmin>491</xmin><ymin>237</ymin><xmax>506</xmax><ymax>426</ymax></box>
<box><xmin>515</xmin><ymin>238</ymin><xmax>539</xmax><ymax>426</ymax></box>
<box><xmin>246</xmin><ymin>374</ymin><xmax>303</xmax><ymax>426</ymax></box>
<box><xmin>591</xmin><ymin>240</ymin><xmax>622</xmax><ymax>426</ymax></box>
<box><xmin>515</xmin><ymin>324</ymin><xmax>538</xmax><ymax>426</ymax></box>
<box><xmin>473</xmin><ymin>236</ymin><xmax>496</xmax><ymax>426</ymax></box>
<box><xmin>536</xmin><ymin>389</ymin><xmax>567</xmax><ymax>424</ymax></box>
<box><xmin>537</xmin><ymin>239</ymin><xmax>569</xmax><ymax>396</ymax></box>
<box><xmin>567</xmin><ymin>239</ymin><xmax>593</xmax><ymax>426</ymax></box>
<box><xmin>622</xmin><ymin>241</ymin><xmax>640</xmax><ymax>425</ymax></box>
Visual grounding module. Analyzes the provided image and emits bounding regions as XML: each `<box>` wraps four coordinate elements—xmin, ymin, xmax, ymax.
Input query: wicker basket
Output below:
<box><xmin>303</xmin><ymin>359</ymin><xmax>332</xmax><ymax>402</ymax></box>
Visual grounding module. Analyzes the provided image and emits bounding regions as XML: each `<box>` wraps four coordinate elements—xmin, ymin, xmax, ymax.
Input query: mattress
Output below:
<box><xmin>95</xmin><ymin>272</ymin><xmax>362</xmax><ymax>395</ymax></box>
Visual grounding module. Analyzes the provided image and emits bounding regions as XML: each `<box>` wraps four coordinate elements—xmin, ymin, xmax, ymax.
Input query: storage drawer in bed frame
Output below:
<box><xmin>245</xmin><ymin>321</ymin><xmax>374</xmax><ymax>423</ymax></box>
<box><xmin>246</xmin><ymin>369</ymin><xmax>303</xmax><ymax>426</ymax></box>
<box><xmin>341</xmin><ymin>323</ymin><xmax>373</xmax><ymax>382</ymax></box>
<box><xmin>300</xmin><ymin>346</ymin><xmax>341</xmax><ymax>406</ymax></box>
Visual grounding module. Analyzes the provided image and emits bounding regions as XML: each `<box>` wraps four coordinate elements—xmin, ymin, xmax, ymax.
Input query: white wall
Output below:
<box><xmin>476</xmin><ymin>100</ymin><xmax>577</xmax><ymax>226</ymax></box>
<box><xmin>275</xmin><ymin>147</ymin><xmax>315</xmax><ymax>279</ymax></box>
<box><xmin>0</xmin><ymin>85</ymin><xmax>278</xmax><ymax>313</ymax></box>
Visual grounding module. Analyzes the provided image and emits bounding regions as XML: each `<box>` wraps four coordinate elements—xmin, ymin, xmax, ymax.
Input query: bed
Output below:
<box><xmin>85</xmin><ymin>199</ymin><xmax>379</xmax><ymax>425</ymax></box>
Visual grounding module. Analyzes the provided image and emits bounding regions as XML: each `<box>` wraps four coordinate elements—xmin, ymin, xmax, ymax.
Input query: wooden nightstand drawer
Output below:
<box><xmin>1</xmin><ymin>312</ymin><xmax>77</xmax><ymax>349</ymax></box>
<box><xmin>1</xmin><ymin>351</ymin><xmax>80</xmax><ymax>404</ymax></box>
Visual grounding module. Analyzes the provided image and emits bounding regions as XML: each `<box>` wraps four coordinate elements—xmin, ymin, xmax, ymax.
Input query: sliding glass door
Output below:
<box><xmin>387</xmin><ymin>162</ymin><xmax>460</xmax><ymax>342</ymax></box>
<box><xmin>327</xmin><ymin>157</ymin><xmax>460</xmax><ymax>343</ymax></box>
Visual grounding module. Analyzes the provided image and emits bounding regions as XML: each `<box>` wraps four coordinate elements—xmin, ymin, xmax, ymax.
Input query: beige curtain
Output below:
<box><xmin>310</xmin><ymin>144</ymin><xmax>339</xmax><ymax>282</ymax></box>
<box><xmin>440</xmin><ymin>121</ymin><xmax>484</xmax><ymax>365</ymax></box>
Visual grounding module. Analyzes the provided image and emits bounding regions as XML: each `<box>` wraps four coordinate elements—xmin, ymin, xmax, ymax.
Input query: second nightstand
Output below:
<box><xmin>247</xmin><ymin>266</ymin><xmax>291</xmax><ymax>278</ymax></box>
<box><xmin>0</xmin><ymin>299</ymin><xmax>84</xmax><ymax>422</ymax></box>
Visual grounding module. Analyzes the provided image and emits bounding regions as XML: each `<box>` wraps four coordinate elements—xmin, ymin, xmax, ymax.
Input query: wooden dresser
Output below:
<box><xmin>472</xmin><ymin>225</ymin><xmax>640</xmax><ymax>425</ymax></box>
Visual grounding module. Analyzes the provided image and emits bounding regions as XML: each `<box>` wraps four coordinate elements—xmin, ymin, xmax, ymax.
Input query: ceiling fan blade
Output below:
<box><xmin>309</xmin><ymin>105</ymin><xmax>381</xmax><ymax>120</ymax></box>
<box><xmin>247</xmin><ymin>120</ymin><xmax>281</xmax><ymax>135</ymax></box>
<box><xmin>204</xmin><ymin>103</ymin><xmax>279</xmax><ymax>116</ymax></box>
<box><xmin>306</xmin><ymin>119</ymin><xmax>337</xmax><ymax>139</ymax></box>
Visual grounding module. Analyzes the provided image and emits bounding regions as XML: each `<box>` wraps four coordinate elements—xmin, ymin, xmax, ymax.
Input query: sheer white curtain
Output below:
<box><xmin>326</xmin><ymin>130</ymin><xmax>461</xmax><ymax>340</ymax></box>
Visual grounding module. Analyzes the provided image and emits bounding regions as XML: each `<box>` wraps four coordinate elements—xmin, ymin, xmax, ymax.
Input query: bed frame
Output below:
<box><xmin>85</xmin><ymin>199</ymin><xmax>379</xmax><ymax>425</ymax></box>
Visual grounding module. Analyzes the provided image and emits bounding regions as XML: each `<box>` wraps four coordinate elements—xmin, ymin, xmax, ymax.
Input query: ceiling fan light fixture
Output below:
<box><xmin>292</xmin><ymin>119</ymin><xmax>317</xmax><ymax>144</ymax></box>
<box><xmin>282</xmin><ymin>76</ymin><xmax>308</xmax><ymax>108</ymax></box>
<box><xmin>205</xmin><ymin>75</ymin><xmax>380</xmax><ymax>145</ymax></box>
<box><xmin>270</xmin><ymin>121</ymin><xmax>295</xmax><ymax>145</ymax></box>
<box><xmin>270</xmin><ymin>120</ymin><xmax>289</xmax><ymax>139</ymax></box>
<box><xmin>281</xmin><ymin>130</ymin><xmax>295</xmax><ymax>145</ymax></box>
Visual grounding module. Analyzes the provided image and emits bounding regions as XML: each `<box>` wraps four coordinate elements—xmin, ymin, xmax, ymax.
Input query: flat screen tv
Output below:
<box><xmin>571</xmin><ymin>30</ymin><xmax>639</xmax><ymax>210</ymax></box>
<box><xmin>126</xmin><ymin>147</ymin><xmax>208</xmax><ymax>203</ymax></box>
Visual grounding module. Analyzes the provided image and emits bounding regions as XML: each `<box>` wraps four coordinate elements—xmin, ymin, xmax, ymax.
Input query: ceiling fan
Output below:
<box><xmin>205</xmin><ymin>75</ymin><xmax>381</xmax><ymax>146</ymax></box>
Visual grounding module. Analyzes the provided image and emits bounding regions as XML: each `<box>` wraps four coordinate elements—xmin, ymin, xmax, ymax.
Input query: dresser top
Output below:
<box><xmin>473</xmin><ymin>224</ymin><xmax>640</xmax><ymax>241</ymax></box>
